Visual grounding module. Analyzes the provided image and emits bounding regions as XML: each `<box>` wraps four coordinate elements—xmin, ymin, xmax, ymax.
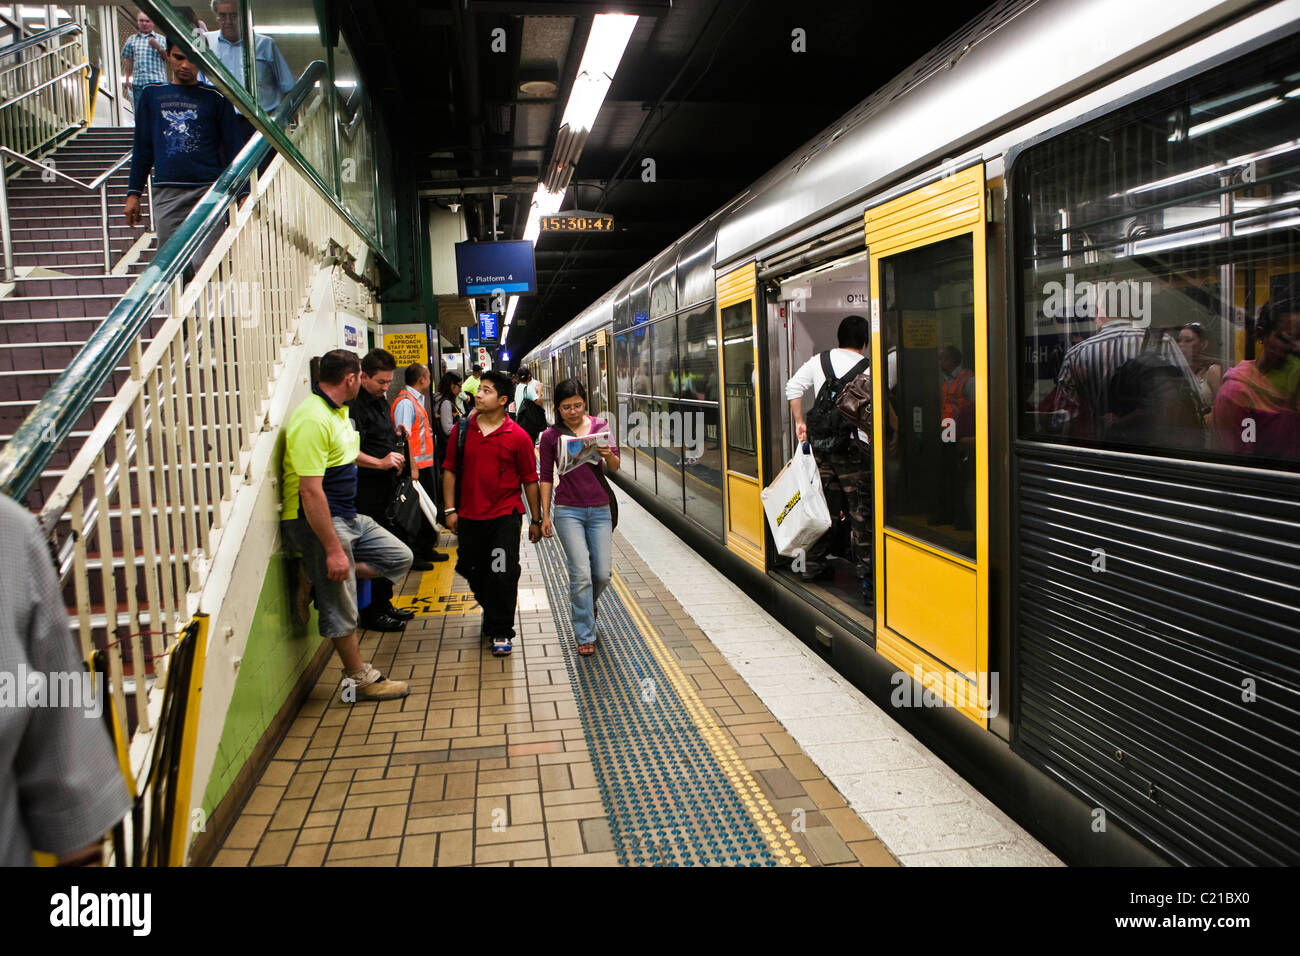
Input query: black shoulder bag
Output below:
<box><xmin>384</xmin><ymin>436</ymin><xmax>423</xmax><ymax>540</ymax></box>
<box><xmin>556</xmin><ymin>422</ymin><xmax>618</xmax><ymax>529</ymax></box>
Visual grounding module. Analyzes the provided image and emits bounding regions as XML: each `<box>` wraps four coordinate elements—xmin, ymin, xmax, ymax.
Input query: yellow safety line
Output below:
<box><xmin>610</xmin><ymin>571</ymin><xmax>808</xmax><ymax>866</ymax></box>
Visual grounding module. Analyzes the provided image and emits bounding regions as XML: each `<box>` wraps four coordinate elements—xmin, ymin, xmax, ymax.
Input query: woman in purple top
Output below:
<box><xmin>539</xmin><ymin>379</ymin><xmax>620</xmax><ymax>656</ymax></box>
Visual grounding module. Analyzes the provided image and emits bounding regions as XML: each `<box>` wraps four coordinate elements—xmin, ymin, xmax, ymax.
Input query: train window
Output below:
<box><xmin>615</xmin><ymin>331</ymin><xmax>630</xmax><ymax>397</ymax></box>
<box><xmin>631</xmin><ymin>397</ymin><xmax>656</xmax><ymax>494</ymax></box>
<box><xmin>629</xmin><ymin>319</ymin><xmax>651</xmax><ymax>395</ymax></box>
<box><xmin>1013</xmin><ymin>35</ymin><xmax>1300</xmax><ymax>468</ymax></box>
<box><xmin>680</xmin><ymin>305</ymin><xmax>724</xmax><ymax>537</ymax></box>
<box><xmin>721</xmin><ymin>300</ymin><xmax>759</xmax><ymax>479</ymax></box>
<box><xmin>652</xmin><ymin>317</ymin><xmax>678</xmax><ymax>397</ymax></box>
<box><xmin>880</xmin><ymin>234</ymin><xmax>977</xmax><ymax>560</ymax></box>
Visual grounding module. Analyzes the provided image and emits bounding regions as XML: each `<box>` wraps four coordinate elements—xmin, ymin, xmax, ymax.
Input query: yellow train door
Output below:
<box><xmin>716</xmin><ymin>262</ymin><xmax>765</xmax><ymax>568</ymax></box>
<box><xmin>866</xmin><ymin>164</ymin><xmax>991</xmax><ymax>726</ymax></box>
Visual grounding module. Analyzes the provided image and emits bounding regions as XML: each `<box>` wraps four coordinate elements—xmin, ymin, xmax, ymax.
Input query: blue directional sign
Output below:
<box><xmin>454</xmin><ymin>240</ymin><xmax>536</xmax><ymax>296</ymax></box>
<box><xmin>478</xmin><ymin>312</ymin><xmax>499</xmax><ymax>344</ymax></box>
<box><xmin>467</xmin><ymin>325</ymin><xmax>480</xmax><ymax>348</ymax></box>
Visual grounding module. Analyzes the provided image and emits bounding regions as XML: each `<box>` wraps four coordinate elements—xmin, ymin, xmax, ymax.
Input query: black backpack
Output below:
<box><xmin>1106</xmin><ymin>332</ymin><xmax>1204</xmax><ymax>448</ymax></box>
<box><xmin>517</xmin><ymin>397</ymin><xmax>547</xmax><ymax>442</ymax></box>
<box><xmin>806</xmin><ymin>351</ymin><xmax>869</xmax><ymax>454</ymax></box>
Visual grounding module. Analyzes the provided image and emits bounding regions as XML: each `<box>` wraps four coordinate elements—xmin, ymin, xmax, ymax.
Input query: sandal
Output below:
<box><xmin>577</xmin><ymin>642</ymin><xmax>596</xmax><ymax>656</ymax></box>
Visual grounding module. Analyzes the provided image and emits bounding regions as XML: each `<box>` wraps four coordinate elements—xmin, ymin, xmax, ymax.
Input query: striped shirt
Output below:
<box><xmin>121</xmin><ymin>31</ymin><xmax>168</xmax><ymax>89</ymax></box>
<box><xmin>1054</xmin><ymin>321</ymin><xmax>1197</xmax><ymax>437</ymax></box>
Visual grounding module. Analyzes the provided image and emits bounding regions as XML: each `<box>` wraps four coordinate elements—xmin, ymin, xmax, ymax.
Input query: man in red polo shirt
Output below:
<box><xmin>442</xmin><ymin>369</ymin><xmax>542</xmax><ymax>657</ymax></box>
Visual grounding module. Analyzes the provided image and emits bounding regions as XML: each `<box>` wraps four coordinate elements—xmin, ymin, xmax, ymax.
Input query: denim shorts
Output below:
<box><xmin>282</xmin><ymin>513</ymin><xmax>412</xmax><ymax>638</ymax></box>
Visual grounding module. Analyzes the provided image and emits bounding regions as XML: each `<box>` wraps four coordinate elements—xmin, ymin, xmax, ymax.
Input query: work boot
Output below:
<box><xmin>342</xmin><ymin>665</ymin><xmax>408</xmax><ymax>702</ymax></box>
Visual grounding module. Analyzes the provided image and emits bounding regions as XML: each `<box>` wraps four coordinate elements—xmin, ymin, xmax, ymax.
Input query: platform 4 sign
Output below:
<box><xmin>540</xmin><ymin>210</ymin><xmax>615</xmax><ymax>232</ymax></box>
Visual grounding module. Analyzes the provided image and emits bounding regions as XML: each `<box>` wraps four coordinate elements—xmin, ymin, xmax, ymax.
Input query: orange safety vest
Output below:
<box><xmin>940</xmin><ymin>368</ymin><xmax>974</xmax><ymax>426</ymax></box>
<box><xmin>390</xmin><ymin>391</ymin><xmax>435</xmax><ymax>467</ymax></box>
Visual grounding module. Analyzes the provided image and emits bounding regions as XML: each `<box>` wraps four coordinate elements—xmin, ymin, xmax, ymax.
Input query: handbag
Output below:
<box><xmin>556</xmin><ymin>422</ymin><xmax>618</xmax><ymax>529</ymax></box>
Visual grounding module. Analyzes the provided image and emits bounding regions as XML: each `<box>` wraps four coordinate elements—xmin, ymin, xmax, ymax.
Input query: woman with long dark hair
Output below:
<box><xmin>539</xmin><ymin>379</ymin><xmax>619</xmax><ymax>656</ymax></box>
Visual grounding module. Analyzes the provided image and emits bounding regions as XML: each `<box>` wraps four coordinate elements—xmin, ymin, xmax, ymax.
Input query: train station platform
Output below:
<box><xmin>207</xmin><ymin>489</ymin><xmax>1058</xmax><ymax>868</ymax></box>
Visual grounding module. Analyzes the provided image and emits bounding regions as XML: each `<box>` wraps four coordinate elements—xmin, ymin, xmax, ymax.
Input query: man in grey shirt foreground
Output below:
<box><xmin>0</xmin><ymin>495</ymin><xmax>130</xmax><ymax>865</ymax></box>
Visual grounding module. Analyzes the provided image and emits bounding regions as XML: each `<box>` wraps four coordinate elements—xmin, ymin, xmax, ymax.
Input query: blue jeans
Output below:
<box><xmin>552</xmin><ymin>504</ymin><xmax>612</xmax><ymax>645</ymax></box>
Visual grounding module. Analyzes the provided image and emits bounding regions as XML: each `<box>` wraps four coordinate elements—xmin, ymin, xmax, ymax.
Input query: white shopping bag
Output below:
<box><xmin>413</xmin><ymin>480</ymin><xmax>441</xmax><ymax>531</ymax></box>
<box><xmin>761</xmin><ymin>442</ymin><xmax>832</xmax><ymax>557</ymax></box>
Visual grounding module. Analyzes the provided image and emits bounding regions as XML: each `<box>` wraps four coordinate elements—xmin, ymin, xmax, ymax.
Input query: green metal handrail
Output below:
<box><xmin>0</xmin><ymin>60</ymin><xmax>328</xmax><ymax>504</ymax></box>
<box><xmin>0</xmin><ymin>22</ymin><xmax>82</xmax><ymax>62</ymax></box>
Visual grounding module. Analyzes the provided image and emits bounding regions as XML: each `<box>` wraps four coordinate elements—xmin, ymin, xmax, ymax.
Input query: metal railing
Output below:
<box><xmin>0</xmin><ymin>144</ymin><xmax>137</xmax><ymax>279</ymax></box>
<box><xmin>0</xmin><ymin>61</ymin><xmax>353</xmax><ymax>745</ymax></box>
<box><xmin>0</xmin><ymin>23</ymin><xmax>89</xmax><ymax>160</ymax></box>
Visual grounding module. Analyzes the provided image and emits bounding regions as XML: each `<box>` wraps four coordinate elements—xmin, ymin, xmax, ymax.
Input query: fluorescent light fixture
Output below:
<box><xmin>559</xmin><ymin>14</ymin><xmax>638</xmax><ymax>134</ymax></box>
<box><xmin>522</xmin><ymin>184</ymin><xmax>565</xmax><ymax>244</ymax></box>
<box><xmin>1127</xmin><ymin>140</ymin><xmax>1300</xmax><ymax>195</ymax></box>
<box><xmin>506</xmin><ymin>295</ymin><xmax>519</xmax><ymax>324</ymax></box>
<box><xmin>1185</xmin><ymin>96</ymin><xmax>1287</xmax><ymax>139</ymax></box>
<box><xmin>254</xmin><ymin>25</ymin><xmax>321</xmax><ymax>35</ymax></box>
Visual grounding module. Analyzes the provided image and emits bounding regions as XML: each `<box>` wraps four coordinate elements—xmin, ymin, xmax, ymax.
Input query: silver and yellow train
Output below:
<box><xmin>522</xmin><ymin>0</ymin><xmax>1300</xmax><ymax>865</ymax></box>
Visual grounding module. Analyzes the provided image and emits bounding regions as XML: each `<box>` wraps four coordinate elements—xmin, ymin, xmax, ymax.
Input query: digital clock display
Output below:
<box><xmin>540</xmin><ymin>213</ymin><xmax>615</xmax><ymax>232</ymax></box>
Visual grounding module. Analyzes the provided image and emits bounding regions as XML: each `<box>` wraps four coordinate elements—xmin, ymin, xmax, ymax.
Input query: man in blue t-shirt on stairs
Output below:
<box><xmin>124</xmin><ymin>37</ymin><xmax>249</xmax><ymax>280</ymax></box>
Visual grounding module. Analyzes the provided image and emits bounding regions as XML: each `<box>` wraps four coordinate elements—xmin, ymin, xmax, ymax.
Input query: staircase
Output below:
<box><xmin>0</xmin><ymin>127</ymin><xmax>163</xmax><ymax>514</ymax></box>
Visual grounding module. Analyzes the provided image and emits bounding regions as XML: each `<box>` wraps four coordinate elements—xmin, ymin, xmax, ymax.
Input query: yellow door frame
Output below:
<box><xmin>866</xmin><ymin>164</ymin><xmax>990</xmax><ymax>726</ymax></box>
<box><xmin>716</xmin><ymin>262</ymin><xmax>765</xmax><ymax>569</ymax></box>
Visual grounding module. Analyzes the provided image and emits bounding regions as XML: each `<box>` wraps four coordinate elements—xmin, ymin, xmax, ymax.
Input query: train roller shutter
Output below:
<box><xmin>1012</xmin><ymin>448</ymin><xmax>1300</xmax><ymax>865</ymax></box>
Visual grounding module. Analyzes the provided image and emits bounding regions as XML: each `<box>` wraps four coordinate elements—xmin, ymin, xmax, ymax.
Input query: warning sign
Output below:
<box><xmin>384</xmin><ymin>332</ymin><xmax>428</xmax><ymax>367</ymax></box>
<box><xmin>902</xmin><ymin>316</ymin><xmax>939</xmax><ymax>349</ymax></box>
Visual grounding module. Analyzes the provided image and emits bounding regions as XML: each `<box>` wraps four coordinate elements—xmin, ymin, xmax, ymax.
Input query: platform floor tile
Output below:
<box><xmin>207</xmin><ymin>526</ymin><xmax>897</xmax><ymax>868</ymax></box>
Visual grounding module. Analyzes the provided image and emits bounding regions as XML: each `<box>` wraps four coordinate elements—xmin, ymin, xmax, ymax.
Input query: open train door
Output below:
<box><xmin>716</xmin><ymin>262</ymin><xmax>765</xmax><ymax>568</ymax></box>
<box><xmin>866</xmin><ymin>164</ymin><xmax>991</xmax><ymax>726</ymax></box>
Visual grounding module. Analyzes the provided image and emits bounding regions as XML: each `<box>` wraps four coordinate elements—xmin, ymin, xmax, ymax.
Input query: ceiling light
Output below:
<box><xmin>523</xmin><ymin>184</ymin><xmax>565</xmax><ymax>244</ymax></box>
<box><xmin>559</xmin><ymin>14</ymin><xmax>638</xmax><ymax>134</ymax></box>
<box><xmin>254</xmin><ymin>25</ymin><xmax>321</xmax><ymax>35</ymax></box>
<box><xmin>518</xmin><ymin>67</ymin><xmax>559</xmax><ymax>98</ymax></box>
<box><xmin>1184</xmin><ymin>96</ymin><xmax>1287</xmax><ymax>139</ymax></box>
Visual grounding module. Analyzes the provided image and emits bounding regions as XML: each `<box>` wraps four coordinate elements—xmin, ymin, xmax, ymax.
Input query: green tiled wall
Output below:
<box><xmin>200</xmin><ymin>551</ymin><xmax>324</xmax><ymax>815</ymax></box>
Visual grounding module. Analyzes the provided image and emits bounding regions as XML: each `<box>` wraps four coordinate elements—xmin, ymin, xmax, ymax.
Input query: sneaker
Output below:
<box><xmin>359</xmin><ymin>610</ymin><xmax>407</xmax><ymax>632</ymax></box>
<box><xmin>386</xmin><ymin>605</ymin><xmax>416</xmax><ymax>621</ymax></box>
<box><xmin>429</xmin><ymin>550</ymin><xmax>450</xmax><ymax>562</ymax></box>
<box><xmin>491</xmin><ymin>636</ymin><xmax>513</xmax><ymax>657</ymax></box>
<box><xmin>410</xmin><ymin>558</ymin><xmax>435</xmax><ymax>572</ymax></box>
<box><xmin>415</xmin><ymin>548</ymin><xmax>450</xmax><ymax>563</ymax></box>
<box><xmin>356</xmin><ymin>674</ymin><xmax>409</xmax><ymax>701</ymax></box>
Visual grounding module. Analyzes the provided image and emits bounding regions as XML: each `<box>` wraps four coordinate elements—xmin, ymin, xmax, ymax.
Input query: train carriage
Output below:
<box><xmin>523</xmin><ymin>0</ymin><xmax>1300</xmax><ymax>865</ymax></box>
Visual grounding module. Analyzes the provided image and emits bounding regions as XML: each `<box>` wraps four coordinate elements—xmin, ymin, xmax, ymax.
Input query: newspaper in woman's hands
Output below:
<box><xmin>557</xmin><ymin>429</ymin><xmax>610</xmax><ymax>474</ymax></box>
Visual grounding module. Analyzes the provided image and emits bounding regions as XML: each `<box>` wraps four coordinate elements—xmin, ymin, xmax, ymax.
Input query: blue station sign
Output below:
<box><xmin>454</xmin><ymin>240</ymin><xmax>537</xmax><ymax>296</ymax></box>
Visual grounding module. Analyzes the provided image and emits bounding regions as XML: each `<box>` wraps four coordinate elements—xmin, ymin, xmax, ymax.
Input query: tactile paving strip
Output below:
<box><xmin>535</xmin><ymin>537</ymin><xmax>780</xmax><ymax>866</ymax></box>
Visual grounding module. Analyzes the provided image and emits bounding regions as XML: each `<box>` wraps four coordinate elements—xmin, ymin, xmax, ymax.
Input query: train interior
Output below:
<box><xmin>769</xmin><ymin>254</ymin><xmax>878</xmax><ymax>620</ymax></box>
